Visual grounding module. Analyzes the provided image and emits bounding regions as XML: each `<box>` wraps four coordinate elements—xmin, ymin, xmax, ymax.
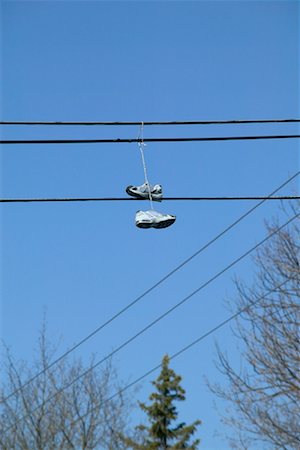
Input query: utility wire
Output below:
<box><xmin>2</xmin><ymin>171</ymin><xmax>299</xmax><ymax>404</ymax></box>
<box><xmin>3</xmin><ymin>212</ymin><xmax>299</xmax><ymax>432</ymax></box>
<box><xmin>64</xmin><ymin>279</ymin><xmax>288</xmax><ymax>432</ymax></box>
<box><xmin>1</xmin><ymin>119</ymin><xmax>300</xmax><ymax>126</ymax></box>
<box><xmin>1</xmin><ymin>196</ymin><xmax>299</xmax><ymax>203</ymax></box>
<box><xmin>1</xmin><ymin>134</ymin><xmax>300</xmax><ymax>144</ymax></box>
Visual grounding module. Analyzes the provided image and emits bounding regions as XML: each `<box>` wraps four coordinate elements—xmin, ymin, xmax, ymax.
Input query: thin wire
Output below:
<box><xmin>3</xmin><ymin>214</ymin><xmax>298</xmax><ymax>432</ymax></box>
<box><xmin>67</xmin><ymin>280</ymin><xmax>289</xmax><ymax>429</ymax></box>
<box><xmin>1</xmin><ymin>196</ymin><xmax>299</xmax><ymax>203</ymax></box>
<box><xmin>1</xmin><ymin>134</ymin><xmax>300</xmax><ymax>144</ymax></box>
<box><xmin>138</xmin><ymin>122</ymin><xmax>153</xmax><ymax>209</ymax></box>
<box><xmin>1</xmin><ymin>119</ymin><xmax>300</xmax><ymax>126</ymax></box>
<box><xmin>2</xmin><ymin>171</ymin><xmax>299</xmax><ymax>404</ymax></box>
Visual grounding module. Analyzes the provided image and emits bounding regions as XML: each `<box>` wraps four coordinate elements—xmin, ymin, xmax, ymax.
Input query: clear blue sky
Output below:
<box><xmin>1</xmin><ymin>1</ymin><xmax>299</xmax><ymax>448</ymax></box>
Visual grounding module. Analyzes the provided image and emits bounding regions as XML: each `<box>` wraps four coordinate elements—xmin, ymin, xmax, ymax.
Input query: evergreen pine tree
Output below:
<box><xmin>124</xmin><ymin>355</ymin><xmax>201</xmax><ymax>449</ymax></box>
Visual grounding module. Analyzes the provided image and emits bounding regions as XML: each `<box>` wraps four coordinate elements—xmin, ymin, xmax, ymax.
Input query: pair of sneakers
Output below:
<box><xmin>126</xmin><ymin>183</ymin><xmax>176</xmax><ymax>229</ymax></box>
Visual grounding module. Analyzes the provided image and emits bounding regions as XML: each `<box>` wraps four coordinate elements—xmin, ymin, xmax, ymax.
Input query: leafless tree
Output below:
<box><xmin>210</xmin><ymin>204</ymin><xmax>300</xmax><ymax>449</ymax></box>
<box><xmin>0</xmin><ymin>324</ymin><xmax>132</xmax><ymax>449</ymax></box>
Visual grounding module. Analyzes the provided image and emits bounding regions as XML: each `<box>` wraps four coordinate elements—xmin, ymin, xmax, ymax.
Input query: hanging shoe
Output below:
<box><xmin>126</xmin><ymin>183</ymin><xmax>163</xmax><ymax>202</ymax></box>
<box><xmin>135</xmin><ymin>210</ymin><xmax>176</xmax><ymax>229</ymax></box>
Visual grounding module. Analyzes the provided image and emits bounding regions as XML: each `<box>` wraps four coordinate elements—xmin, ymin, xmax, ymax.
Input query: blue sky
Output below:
<box><xmin>1</xmin><ymin>1</ymin><xmax>299</xmax><ymax>448</ymax></box>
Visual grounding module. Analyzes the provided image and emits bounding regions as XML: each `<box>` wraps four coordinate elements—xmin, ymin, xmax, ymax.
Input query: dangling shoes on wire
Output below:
<box><xmin>135</xmin><ymin>210</ymin><xmax>176</xmax><ymax>229</ymax></box>
<box><xmin>126</xmin><ymin>182</ymin><xmax>163</xmax><ymax>202</ymax></box>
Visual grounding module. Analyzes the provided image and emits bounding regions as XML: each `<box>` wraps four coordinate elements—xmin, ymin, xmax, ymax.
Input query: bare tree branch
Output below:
<box><xmin>0</xmin><ymin>327</ymin><xmax>133</xmax><ymax>449</ymax></box>
<box><xmin>210</xmin><ymin>203</ymin><xmax>300</xmax><ymax>449</ymax></box>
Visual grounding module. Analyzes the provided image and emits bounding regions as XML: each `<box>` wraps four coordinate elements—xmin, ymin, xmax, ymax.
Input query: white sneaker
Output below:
<box><xmin>126</xmin><ymin>183</ymin><xmax>163</xmax><ymax>201</ymax></box>
<box><xmin>135</xmin><ymin>210</ymin><xmax>176</xmax><ymax>229</ymax></box>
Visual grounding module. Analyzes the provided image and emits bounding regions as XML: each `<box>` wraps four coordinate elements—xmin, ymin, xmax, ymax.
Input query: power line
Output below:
<box><xmin>67</xmin><ymin>280</ymin><xmax>288</xmax><ymax>431</ymax></box>
<box><xmin>1</xmin><ymin>118</ymin><xmax>300</xmax><ymax>126</ymax></box>
<box><xmin>1</xmin><ymin>196</ymin><xmax>299</xmax><ymax>203</ymax></box>
<box><xmin>2</xmin><ymin>171</ymin><xmax>299</xmax><ymax>404</ymax></box>
<box><xmin>3</xmin><ymin>278</ymin><xmax>286</xmax><ymax>435</ymax></box>
<box><xmin>1</xmin><ymin>134</ymin><xmax>300</xmax><ymax>145</ymax></box>
<box><xmin>4</xmin><ymin>212</ymin><xmax>299</xmax><ymax>432</ymax></box>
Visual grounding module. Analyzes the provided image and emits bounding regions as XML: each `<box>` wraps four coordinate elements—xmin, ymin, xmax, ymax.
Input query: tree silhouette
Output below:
<box><xmin>210</xmin><ymin>204</ymin><xmax>300</xmax><ymax>449</ymax></box>
<box><xmin>123</xmin><ymin>354</ymin><xmax>201</xmax><ymax>449</ymax></box>
<box><xmin>0</xmin><ymin>323</ymin><xmax>132</xmax><ymax>450</ymax></box>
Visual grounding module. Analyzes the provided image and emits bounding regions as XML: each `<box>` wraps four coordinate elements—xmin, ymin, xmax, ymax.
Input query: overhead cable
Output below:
<box><xmin>1</xmin><ymin>196</ymin><xmax>299</xmax><ymax>203</ymax></box>
<box><xmin>1</xmin><ymin>134</ymin><xmax>300</xmax><ymax>144</ymax></box>
<box><xmin>1</xmin><ymin>118</ymin><xmax>300</xmax><ymax>126</ymax></box>
<box><xmin>2</xmin><ymin>171</ymin><xmax>299</xmax><ymax>404</ymax></box>
<box><xmin>4</xmin><ymin>212</ymin><xmax>299</xmax><ymax>431</ymax></box>
<box><xmin>64</xmin><ymin>279</ymin><xmax>288</xmax><ymax>432</ymax></box>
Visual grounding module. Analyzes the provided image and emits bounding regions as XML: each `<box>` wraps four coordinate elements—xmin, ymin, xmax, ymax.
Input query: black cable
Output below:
<box><xmin>1</xmin><ymin>196</ymin><xmax>299</xmax><ymax>203</ymax></box>
<box><xmin>2</xmin><ymin>171</ymin><xmax>299</xmax><ymax>404</ymax></box>
<box><xmin>1</xmin><ymin>134</ymin><xmax>300</xmax><ymax>144</ymax></box>
<box><xmin>3</xmin><ymin>212</ymin><xmax>298</xmax><ymax>433</ymax></box>
<box><xmin>71</xmin><ymin>279</ymin><xmax>288</xmax><ymax>428</ymax></box>
<box><xmin>1</xmin><ymin>119</ymin><xmax>300</xmax><ymax>126</ymax></box>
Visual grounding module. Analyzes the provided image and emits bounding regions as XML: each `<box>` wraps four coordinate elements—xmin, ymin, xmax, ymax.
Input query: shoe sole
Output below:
<box><xmin>126</xmin><ymin>186</ymin><xmax>162</xmax><ymax>202</ymax></box>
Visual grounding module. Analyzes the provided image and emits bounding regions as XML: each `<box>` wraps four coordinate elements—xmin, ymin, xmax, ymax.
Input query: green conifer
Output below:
<box><xmin>124</xmin><ymin>355</ymin><xmax>201</xmax><ymax>449</ymax></box>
